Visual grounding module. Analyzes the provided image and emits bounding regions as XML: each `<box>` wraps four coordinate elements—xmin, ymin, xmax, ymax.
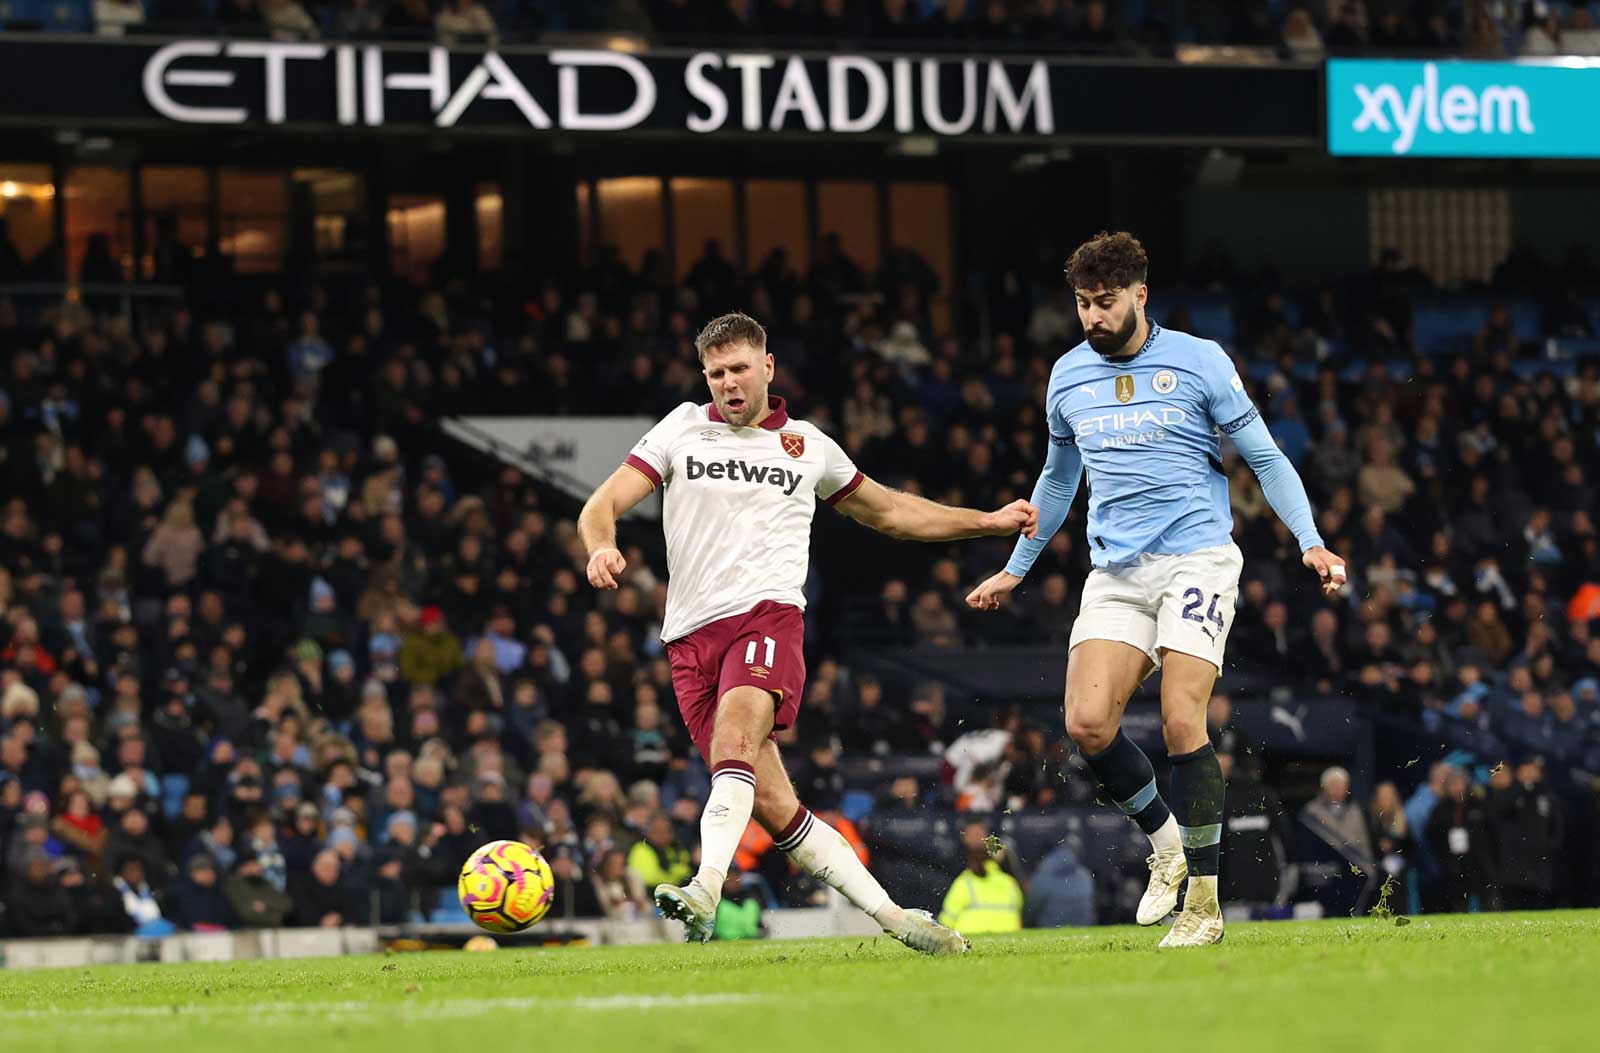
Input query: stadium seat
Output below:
<box><xmin>1511</xmin><ymin>359</ymin><xmax>1579</xmax><ymax>379</ymax></box>
<box><xmin>865</xmin><ymin>815</ymin><xmax>940</xmax><ymax>854</ymax></box>
<box><xmin>0</xmin><ymin>0</ymin><xmax>45</xmax><ymax>25</ymax></box>
<box><xmin>1005</xmin><ymin>811</ymin><xmax>1077</xmax><ymax>871</ymax></box>
<box><xmin>1155</xmin><ymin>292</ymin><xmax>1236</xmax><ymax>347</ymax></box>
<box><xmin>160</xmin><ymin>774</ymin><xmax>191</xmax><ymax>820</ymax></box>
<box><xmin>870</xmin><ymin>857</ymin><xmax>955</xmax><ymax>910</ymax></box>
<box><xmin>134</xmin><ymin>918</ymin><xmax>178</xmax><ymax>938</ymax></box>
<box><xmin>1081</xmin><ymin>811</ymin><xmax>1149</xmax><ymax>872</ymax></box>
<box><xmin>41</xmin><ymin>0</ymin><xmax>89</xmax><ymax>29</ymax></box>
<box><xmin>1243</xmin><ymin>360</ymin><xmax>1278</xmax><ymax>383</ymax></box>
<box><xmin>1410</xmin><ymin>297</ymin><xmax>1490</xmax><ymax>354</ymax></box>
<box><xmin>839</xmin><ymin>789</ymin><xmax>876</xmax><ymax>824</ymax></box>
<box><xmin>427</xmin><ymin>888</ymin><xmax>470</xmax><ymax>925</ymax></box>
<box><xmin>1275</xmin><ymin>298</ymin><xmax>1304</xmax><ymax>331</ymax></box>
<box><xmin>1556</xmin><ymin>338</ymin><xmax>1600</xmax><ymax>359</ymax></box>
<box><xmin>1411</xmin><ymin>296</ymin><xmax>1542</xmax><ymax>355</ymax></box>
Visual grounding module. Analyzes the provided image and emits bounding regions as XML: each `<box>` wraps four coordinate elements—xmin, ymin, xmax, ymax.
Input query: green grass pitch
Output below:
<box><xmin>3</xmin><ymin>912</ymin><xmax>1595</xmax><ymax>1052</ymax></box>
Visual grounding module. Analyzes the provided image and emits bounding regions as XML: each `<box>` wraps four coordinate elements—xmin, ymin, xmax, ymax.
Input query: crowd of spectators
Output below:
<box><xmin>0</xmin><ymin>197</ymin><xmax>1598</xmax><ymax>938</ymax></box>
<box><xmin>1294</xmin><ymin>757</ymin><xmax>1570</xmax><ymax>914</ymax></box>
<box><xmin>20</xmin><ymin>1</ymin><xmax>1599</xmax><ymax>61</ymax></box>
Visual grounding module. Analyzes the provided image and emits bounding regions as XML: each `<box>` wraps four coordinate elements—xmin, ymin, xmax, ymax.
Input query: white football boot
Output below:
<box><xmin>1157</xmin><ymin>878</ymin><xmax>1224</xmax><ymax>948</ymax></box>
<box><xmin>890</xmin><ymin>909</ymin><xmax>971</xmax><ymax>956</ymax></box>
<box><xmin>654</xmin><ymin>879</ymin><xmax>718</xmax><ymax>944</ymax></box>
<box><xmin>1136</xmin><ymin>849</ymin><xmax>1187</xmax><ymax>925</ymax></box>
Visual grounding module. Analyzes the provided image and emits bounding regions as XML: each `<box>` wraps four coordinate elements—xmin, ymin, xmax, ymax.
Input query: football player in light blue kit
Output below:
<box><xmin>967</xmin><ymin>232</ymin><xmax>1348</xmax><ymax>946</ymax></box>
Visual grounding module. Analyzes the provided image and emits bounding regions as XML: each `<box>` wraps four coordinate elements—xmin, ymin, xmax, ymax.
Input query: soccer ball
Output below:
<box><xmin>457</xmin><ymin>840</ymin><xmax>556</xmax><ymax>933</ymax></box>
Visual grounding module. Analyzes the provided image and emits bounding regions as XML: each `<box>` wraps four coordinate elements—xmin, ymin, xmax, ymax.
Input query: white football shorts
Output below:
<box><xmin>1068</xmin><ymin>542</ymin><xmax>1244</xmax><ymax>672</ymax></box>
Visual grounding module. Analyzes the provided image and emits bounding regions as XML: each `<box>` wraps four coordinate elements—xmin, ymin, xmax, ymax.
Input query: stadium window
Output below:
<box><xmin>594</xmin><ymin>177</ymin><xmax>664</xmax><ymax>273</ymax></box>
<box><xmin>141</xmin><ymin>166</ymin><xmax>209</xmax><ymax>282</ymax></box>
<box><xmin>669</xmin><ymin>178</ymin><xmax>736</xmax><ymax>283</ymax></box>
<box><xmin>744</xmin><ymin>179</ymin><xmax>809</xmax><ymax>276</ymax></box>
<box><xmin>219</xmin><ymin>169</ymin><xmax>289</xmax><ymax>274</ymax></box>
<box><xmin>293</xmin><ymin>168</ymin><xmax>365</xmax><ymax>265</ymax></box>
<box><xmin>387</xmin><ymin>193</ymin><xmax>446</xmax><ymax>283</ymax></box>
<box><xmin>65</xmin><ymin>166</ymin><xmax>133</xmax><ymax>284</ymax></box>
<box><xmin>888</xmin><ymin>182</ymin><xmax>954</xmax><ymax>332</ymax></box>
<box><xmin>476</xmin><ymin>182</ymin><xmax>503</xmax><ymax>273</ymax></box>
<box><xmin>816</xmin><ymin>180</ymin><xmax>881</xmax><ymax>279</ymax></box>
<box><xmin>0</xmin><ymin>164</ymin><xmax>56</xmax><ymax>277</ymax></box>
<box><xmin>1368</xmin><ymin>187</ymin><xmax>1511</xmax><ymax>288</ymax></box>
<box><xmin>576</xmin><ymin>181</ymin><xmax>594</xmax><ymax>265</ymax></box>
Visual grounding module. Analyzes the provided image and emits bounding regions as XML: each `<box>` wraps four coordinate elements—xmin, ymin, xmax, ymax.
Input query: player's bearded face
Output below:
<box><xmin>1079</xmin><ymin>287</ymin><xmax>1141</xmax><ymax>357</ymax></box>
<box><xmin>703</xmin><ymin>343</ymin><xmax>773</xmax><ymax>427</ymax></box>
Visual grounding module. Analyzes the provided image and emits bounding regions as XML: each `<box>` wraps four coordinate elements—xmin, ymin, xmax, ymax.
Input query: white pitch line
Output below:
<box><xmin>0</xmin><ymin>992</ymin><xmax>763</xmax><ymax>1023</ymax></box>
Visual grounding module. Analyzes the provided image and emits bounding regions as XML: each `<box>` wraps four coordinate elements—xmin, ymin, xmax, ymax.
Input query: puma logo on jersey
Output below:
<box><xmin>686</xmin><ymin>455</ymin><xmax>803</xmax><ymax>496</ymax></box>
<box><xmin>1079</xmin><ymin>384</ymin><xmax>1101</xmax><ymax>399</ymax></box>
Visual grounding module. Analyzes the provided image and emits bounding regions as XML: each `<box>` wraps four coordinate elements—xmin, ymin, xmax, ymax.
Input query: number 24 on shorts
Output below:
<box><xmin>744</xmin><ymin>636</ymin><xmax>777</xmax><ymax>666</ymax></box>
<box><xmin>1180</xmin><ymin>588</ymin><xmax>1227</xmax><ymax>632</ymax></box>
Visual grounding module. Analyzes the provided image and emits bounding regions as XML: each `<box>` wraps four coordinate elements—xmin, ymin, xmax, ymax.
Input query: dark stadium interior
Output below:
<box><xmin>3</xmin><ymin>2</ymin><xmax>1600</xmax><ymax>946</ymax></box>
<box><xmin>4</xmin><ymin>0</ymin><xmax>1600</xmax><ymax>57</ymax></box>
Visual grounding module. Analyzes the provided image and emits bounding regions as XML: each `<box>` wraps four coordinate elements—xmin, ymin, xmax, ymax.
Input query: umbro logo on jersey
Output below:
<box><xmin>686</xmin><ymin>455</ymin><xmax>803</xmax><ymax>495</ymax></box>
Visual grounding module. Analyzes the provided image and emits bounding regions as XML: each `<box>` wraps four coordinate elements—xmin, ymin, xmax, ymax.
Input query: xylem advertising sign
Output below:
<box><xmin>1327</xmin><ymin>58</ymin><xmax>1600</xmax><ymax>158</ymax></box>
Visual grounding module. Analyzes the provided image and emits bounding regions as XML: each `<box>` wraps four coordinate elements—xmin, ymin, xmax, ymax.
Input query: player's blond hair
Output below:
<box><xmin>694</xmin><ymin>312</ymin><xmax>767</xmax><ymax>363</ymax></box>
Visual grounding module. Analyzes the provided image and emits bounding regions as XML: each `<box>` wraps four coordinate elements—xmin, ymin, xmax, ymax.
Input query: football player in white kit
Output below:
<box><xmin>578</xmin><ymin>312</ymin><xmax>1038</xmax><ymax>951</ymax></box>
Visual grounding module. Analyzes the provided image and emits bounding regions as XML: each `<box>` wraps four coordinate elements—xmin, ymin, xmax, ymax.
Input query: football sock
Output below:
<box><xmin>776</xmin><ymin>806</ymin><xmax>903</xmax><ymax>930</ymax></box>
<box><xmin>1169</xmin><ymin>743</ymin><xmax>1224</xmax><ymax>878</ymax></box>
<box><xmin>1185</xmin><ymin>874</ymin><xmax>1221</xmax><ymax>911</ymax></box>
<box><xmin>1083</xmin><ymin>731</ymin><xmax>1180</xmax><ymax>854</ymax></box>
<box><xmin>693</xmin><ymin>760</ymin><xmax>756</xmax><ymax>895</ymax></box>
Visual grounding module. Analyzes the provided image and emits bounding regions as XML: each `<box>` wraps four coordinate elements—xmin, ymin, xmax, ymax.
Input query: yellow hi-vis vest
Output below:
<box><xmin>938</xmin><ymin>860</ymin><xmax>1024</xmax><ymax>934</ymax></box>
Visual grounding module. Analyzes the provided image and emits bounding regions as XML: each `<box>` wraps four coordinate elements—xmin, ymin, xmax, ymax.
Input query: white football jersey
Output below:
<box><xmin>623</xmin><ymin>397</ymin><xmax>864</xmax><ymax>642</ymax></box>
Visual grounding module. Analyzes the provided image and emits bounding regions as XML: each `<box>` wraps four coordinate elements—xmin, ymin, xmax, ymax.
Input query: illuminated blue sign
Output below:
<box><xmin>1327</xmin><ymin>58</ymin><xmax>1600</xmax><ymax>158</ymax></box>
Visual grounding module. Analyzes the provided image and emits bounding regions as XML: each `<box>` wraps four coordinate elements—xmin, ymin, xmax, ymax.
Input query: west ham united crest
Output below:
<box><xmin>780</xmin><ymin>432</ymin><xmax>805</xmax><ymax>459</ymax></box>
<box><xmin>1115</xmin><ymin>375</ymin><xmax>1135</xmax><ymax>403</ymax></box>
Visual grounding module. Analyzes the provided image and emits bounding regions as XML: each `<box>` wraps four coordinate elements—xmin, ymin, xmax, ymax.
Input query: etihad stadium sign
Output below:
<box><xmin>0</xmin><ymin>37</ymin><xmax>1317</xmax><ymax>144</ymax></box>
<box><xmin>140</xmin><ymin>42</ymin><xmax>1056</xmax><ymax>134</ymax></box>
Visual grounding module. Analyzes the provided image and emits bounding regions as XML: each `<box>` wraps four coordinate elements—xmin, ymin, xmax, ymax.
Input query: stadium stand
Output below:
<box><xmin>1</xmin><ymin>0</ymin><xmax>1597</xmax><ymax>61</ymax></box>
<box><xmin>0</xmin><ymin>197</ymin><xmax>1598</xmax><ymax>938</ymax></box>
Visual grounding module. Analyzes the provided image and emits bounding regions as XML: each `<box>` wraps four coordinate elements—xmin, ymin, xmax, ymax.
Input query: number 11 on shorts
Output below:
<box><xmin>744</xmin><ymin>636</ymin><xmax>777</xmax><ymax>666</ymax></box>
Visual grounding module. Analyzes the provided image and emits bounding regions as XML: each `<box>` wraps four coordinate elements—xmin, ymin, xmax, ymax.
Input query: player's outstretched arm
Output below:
<box><xmin>1229</xmin><ymin>415</ymin><xmax>1349</xmax><ymax>597</ymax></box>
<box><xmin>833</xmin><ymin>477</ymin><xmax>1038</xmax><ymax>542</ymax></box>
<box><xmin>966</xmin><ymin>437</ymin><xmax>1082</xmax><ymax>610</ymax></box>
<box><xmin>578</xmin><ymin>465</ymin><xmax>655</xmax><ymax>590</ymax></box>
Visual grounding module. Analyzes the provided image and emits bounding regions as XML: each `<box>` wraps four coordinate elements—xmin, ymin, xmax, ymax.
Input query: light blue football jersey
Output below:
<box><xmin>1044</xmin><ymin>322</ymin><xmax>1257</xmax><ymax>566</ymax></box>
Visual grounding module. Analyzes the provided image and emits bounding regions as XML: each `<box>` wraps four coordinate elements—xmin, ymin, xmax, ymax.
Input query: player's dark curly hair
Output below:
<box><xmin>694</xmin><ymin>312</ymin><xmax>767</xmax><ymax>362</ymax></box>
<box><xmin>1065</xmin><ymin>231</ymin><xmax>1149</xmax><ymax>292</ymax></box>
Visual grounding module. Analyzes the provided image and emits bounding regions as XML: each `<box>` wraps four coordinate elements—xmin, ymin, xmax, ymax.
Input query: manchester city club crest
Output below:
<box><xmin>780</xmin><ymin>432</ymin><xmax>805</xmax><ymax>458</ymax></box>
<box><xmin>1153</xmin><ymin>369</ymin><xmax>1178</xmax><ymax>394</ymax></box>
<box><xmin>1115</xmin><ymin>375</ymin><xmax>1135</xmax><ymax>403</ymax></box>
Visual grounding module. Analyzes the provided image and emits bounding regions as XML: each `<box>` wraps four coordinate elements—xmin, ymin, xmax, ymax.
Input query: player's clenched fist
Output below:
<box><xmin>980</xmin><ymin>500</ymin><xmax>1040</xmax><ymax>538</ymax></box>
<box><xmin>966</xmin><ymin>570</ymin><xmax>1022</xmax><ymax>611</ymax></box>
<box><xmin>586</xmin><ymin>547</ymin><xmax>627</xmax><ymax>590</ymax></box>
<box><xmin>1301</xmin><ymin>546</ymin><xmax>1350</xmax><ymax>597</ymax></box>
